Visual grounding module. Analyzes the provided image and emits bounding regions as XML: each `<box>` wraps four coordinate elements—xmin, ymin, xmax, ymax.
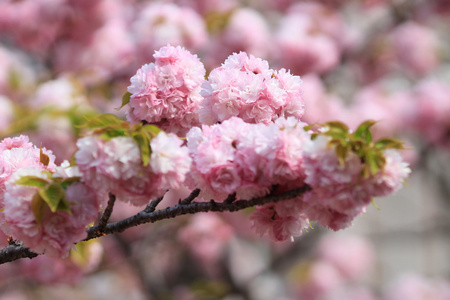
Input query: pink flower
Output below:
<box><xmin>133</xmin><ymin>2</ymin><xmax>207</xmax><ymax>62</ymax></box>
<box><xmin>364</xmin><ymin>149</ymin><xmax>411</xmax><ymax>197</ymax></box>
<box><xmin>33</xmin><ymin>76</ymin><xmax>87</xmax><ymax>110</ymax></box>
<box><xmin>126</xmin><ymin>45</ymin><xmax>206</xmax><ymax>136</ymax></box>
<box><xmin>198</xmin><ymin>52</ymin><xmax>304</xmax><ymax>125</ymax></box>
<box><xmin>174</xmin><ymin>0</ymin><xmax>237</xmax><ymax>16</ymax></box>
<box><xmin>150</xmin><ymin>132</ymin><xmax>192</xmax><ymax>188</ymax></box>
<box><xmin>316</xmin><ymin>234</ymin><xmax>374</xmax><ymax>280</ymax></box>
<box><xmin>178</xmin><ymin>213</ymin><xmax>233</xmax><ymax>274</ymax></box>
<box><xmin>75</xmin><ymin>132</ymin><xmax>191</xmax><ymax>206</ymax></box>
<box><xmin>274</xmin><ymin>4</ymin><xmax>345</xmax><ymax>75</ymax></box>
<box><xmin>302</xmin><ymin>198</ymin><xmax>362</xmax><ymax>231</ymax></box>
<box><xmin>204</xmin><ymin>8</ymin><xmax>272</xmax><ymax>68</ymax></box>
<box><xmin>404</xmin><ymin>79</ymin><xmax>450</xmax><ymax>147</ymax></box>
<box><xmin>391</xmin><ymin>22</ymin><xmax>439</xmax><ymax>76</ymax></box>
<box><xmin>187</xmin><ymin>117</ymin><xmax>310</xmax><ymax>202</ymax></box>
<box><xmin>0</xmin><ymin>135</ymin><xmax>56</xmax><ymax>205</ymax></box>
<box><xmin>20</xmin><ymin>240</ymin><xmax>103</xmax><ymax>284</ymax></box>
<box><xmin>208</xmin><ymin>164</ymin><xmax>241</xmax><ymax>195</ymax></box>
<box><xmin>1</xmin><ymin>167</ymin><xmax>100</xmax><ymax>258</ymax></box>
<box><xmin>297</xmin><ymin>260</ymin><xmax>344</xmax><ymax>299</ymax></box>
<box><xmin>250</xmin><ymin>199</ymin><xmax>309</xmax><ymax>242</ymax></box>
<box><xmin>0</xmin><ymin>45</ymin><xmax>36</xmax><ymax>96</ymax></box>
<box><xmin>300</xmin><ymin>74</ymin><xmax>347</xmax><ymax>124</ymax></box>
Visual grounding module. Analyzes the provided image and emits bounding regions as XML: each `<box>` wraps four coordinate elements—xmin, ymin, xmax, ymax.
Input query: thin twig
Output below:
<box><xmin>144</xmin><ymin>196</ymin><xmax>164</xmax><ymax>213</ymax></box>
<box><xmin>97</xmin><ymin>193</ymin><xmax>117</xmax><ymax>232</ymax></box>
<box><xmin>0</xmin><ymin>245</ymin><xmax>38</xmax><ymax>264</ymax></box>
<box><xmin>178</xmin><ymin>188</ymin><xmax>200</xmax><ymax>205</ymax></box>
<box><xmin>224</xmin><ymin>193</ymin><xmax>236</xmax><ymax>204</ymax></box>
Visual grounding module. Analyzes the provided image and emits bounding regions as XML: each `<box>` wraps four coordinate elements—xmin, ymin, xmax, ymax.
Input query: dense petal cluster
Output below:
<box><xmin>126</xmin><ymin>45</ymin><xmax>206</xmax><ymax>136</ymax></box>
<box><xmin>302</xmin><ymin>135</ymin><xmax>410</xmax><ymax>231</ymax></box>
<box><xmin>0</xmin><ymin>135</ymin><xmax>56</xmax><ymax>204</ymax></box>
<box><xmin>198</xmin><ymin>52</ymin><xmax>304</xmax><ymax>125</ymax></box>
<box><xmin>1</xmin><ymin>160</ymin><xmax>100</xmax><ymax>258</ymax></box>
<box><xmin>75</xmin><ymin>132</ymin><xmax>191</xmax><ymax>206</ymax></box>
<box><xmin>250</xmin><ymin>199</ymin><xmax>309</xmax><ymax>242</ymax></box>
<box><xmin>186</xmin><ymin>117</ymin><xmax>310</xmax><ymax>203</ymax></box>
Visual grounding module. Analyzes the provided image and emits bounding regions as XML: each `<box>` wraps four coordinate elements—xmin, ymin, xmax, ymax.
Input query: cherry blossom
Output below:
<box><xmin>126</xmin><ymin>45</ymin><xmax>206</xmax><ymax>136</ymax></box>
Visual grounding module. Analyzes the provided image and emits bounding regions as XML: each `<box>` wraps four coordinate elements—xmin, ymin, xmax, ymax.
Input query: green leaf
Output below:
<box><xmin>31</xmin><ymin>193</ymin><xmax>46</xmax><ymax>228</ymax></box>
<box><xmin>323</xmin><ymin>121</ymin><xmax>349</xmax><ymax>133</ymax></box>
<box><xmin>132</xmin><ymin>132</ymin><xmax>151</xmax><ymax>166</ymax></box>
<box><xmin>374</xmin><ymin>153</ymin><xmax>386</xmax><ymax>171</ymax></box>
<box><xmin>97</xmin><ymin>127</ymin><xmax>128</xmax><ymax>140</ymax></box>
<box><xmin>39</xmin><ymin>183</ymin><xmax>65</xmax><ymax>213</ymax></box>
<box><xmin>60</xmin><ymin>177</ymin><xmax>82</xmax><ymax>190</ymax></box>
<box><xmin>116</xmin><ymin>91</ymin><xmax>132</xmax><ymax>111</ymax></box>
<box><xmin>335</xmin><ymin>144</ymin><xmax>349</xmax><ymax>166</ymax></box>
<box><xmin>303</xmin><ymin>124</ymin><xmax>316</xmax><ymax>131</ymax></box>
<box><xmin>69</xmin><ymin>152</ymin><xmax>77</xmax><ymax>167</ymax></box>
<box><xmin>353</xmin><ymin>120</ymin><xmax>376</xmax><ymax>143</ymax></box>
<box><xmin>374</xmin><ymin>138</ymin><xmax>405</xmax><ymax>150</ymax></box>
<box><xmin>365</xmin><ymin>152</ymin><xmax>381</xmax><ymax>177</ymax></box>
<box><xmin>57</xmin><ymin>198</ymin><xmax>73</xmax><ymax>216</ymax></box>
<box><xmin>141</xmin><ymin>125</ymin><xmax>162</xmax><ymax>139</ymax></box>
<box><xmin>79</xmin><ymin>113</ymin><xmax>126</xmax><ymax>130</ymax></box>
<box><xmin>15</xmin><ymin>176</ymin><xmax>49</xmax><ymax>187</ymax></box>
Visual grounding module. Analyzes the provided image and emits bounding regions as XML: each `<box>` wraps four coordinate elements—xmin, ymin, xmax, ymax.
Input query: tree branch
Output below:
<box><xmin>96</xmin><ymin>192</ymin><xmax>116</xmax><ymax>232</ymax></box>
<box><xmin>0</xmin><ymin>185</ymin><xmax>311</xmax><ymax>264</ymax></box>
<box><xmin>0</xmin><ymin>245</ymin><xmax>38</xmax><ymax>264</ymax></box>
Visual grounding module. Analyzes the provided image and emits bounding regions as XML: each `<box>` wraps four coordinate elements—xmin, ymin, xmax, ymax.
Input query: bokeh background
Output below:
<box><xmin>0</xmin><ymin>0</ymin><xmax>449</xmax><ymax>299</ymax></box>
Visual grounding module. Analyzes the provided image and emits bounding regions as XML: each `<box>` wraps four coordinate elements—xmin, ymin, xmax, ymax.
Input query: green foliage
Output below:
<box><xmin>14</xmin><ymin>176</ymin><xmax>49</xmax><ymax>187</ymax></box>
<box><xmin>78</xmin><ymin>113</ymin><xmax>164</xmax><ymax>167</ymax></box>
<box><xmin>313</xmin><ymin>120</ymin><xmax>405</xmax><ymax>177</ymax></box>
<box><xmin>117</xmin><ymin>91</ymin><xmax>132</xmax><ymax>110</ymax></box>
<box><xmin>15</xmin><ymin>173</ymin><xmax>81</xmax><ymax>227</ymax></box>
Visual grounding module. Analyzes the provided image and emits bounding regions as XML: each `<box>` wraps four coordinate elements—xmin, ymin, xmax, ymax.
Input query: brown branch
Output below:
<box><xmin>96</xmin><ymin>193</ymin><xmax>116</xmax><ymax>232</ymax></box>
<box><xmin>0</xmin><ymin>185</ymin><xmax>311</xmax><ymax>264</ymax></box>
<box><xmin>144</xmin><ymin>195</ymin><xmax>164</xmax><ymax>213</ymax></box>
<box><xmin>84</xmin><ymin>185</ymin><xmax>311</xmax><ymax>240</ymax></box>
<box><xmin>178</xmin><ymin>188</ymin><xmax>200</xmax><ymax>205</ymax></box>
<box><xmin>0</xmin><ymin>245</ymin><xmax>38</xmax><ymax>264</ymax></box>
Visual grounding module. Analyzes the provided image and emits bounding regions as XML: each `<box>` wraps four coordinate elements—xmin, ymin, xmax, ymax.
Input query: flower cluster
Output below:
<box><xmin>198</xmin><ymin>52</ymin><xmax>305</xmax><ymax>125</ymax></box>
<box><xmin>0</xmin><ymin>44</ymin><xmax>412</xmax><ymax>264</ymax></box>
<box><xmin>251</xmin><ymin>121</ymin><xmax>410</xmax><ymax>240</ymax></box>
<box><xmin>75</xmin><ymin>118</ymin><xmax>192</xmax><ymax>206</ymax></box>
<box><xmin>125</xmin><ymin>45</ymin><xmax>206</xmax><ymax>136</ymax></box>
<box><xmin>302</xmin><ymin>124</ymin><xmax>411</xmax><ymax>231</ymax></box>
<box><xmin>186</xmin><ymin>117</ymin><xmax>310</xmax><ymax>202</ymax></box>
<box><xmin>0</xmin><ymin>136</ymin><xmax>100</xmax><ymax>258</ymax></box>
<box><xmin>0</xmin><ymin>135</ymin><xmax>56</xmax><ymax>204</ymax></box>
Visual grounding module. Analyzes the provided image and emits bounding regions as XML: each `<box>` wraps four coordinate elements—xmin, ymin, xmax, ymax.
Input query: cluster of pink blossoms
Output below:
<box><xmin>75</xmin><ymin>132</ymin><xmax>191</xmax><ymax>206</ymax></box>
<box><xmin>199</xmin><ymin>52</ymin><xmax>305</xmax><ymax>125</ymax></box>
<box><xmin>0</xmin><ymin>44</ymin><xmax>412</xmax><ymax>260</ymax></box>
<box><xmin>186</xmin><ymin>117</ymin><xmax>312</xmax><ymax>241</ymax></box>
<box><xmin>0</xmin><ymin>136</ymin><xmax>56</xmax><ymax>203</ymax></box>
<box><xmin>186</xmin><ymin>117</ymin><xmax>310</xmax><ymax>202</ymax></box>
<box><xmin>248</xmin><ymin>129</ymin><xmax>410</xmax><ymax>241</ymax></box>
<box><xmin>0</xmin><ymin>136</ymin><xmax>100</xmax><ymax>258</ymax></box>
<box><xmin>126</xmin><ymin>45</ymin><xmax>206</xmax><ymax>136</ymax></box>
<box><xmin>302</xmin><ymin>135</ymin><xmax>410</xmax><ymax>231</ymax></box>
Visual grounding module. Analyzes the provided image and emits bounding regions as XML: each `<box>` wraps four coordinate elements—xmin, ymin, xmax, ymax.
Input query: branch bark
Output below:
<box><xmin>0</xmin><ymin>185</ymin><xmax>311</xmax><ymax>264</ymax></box>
